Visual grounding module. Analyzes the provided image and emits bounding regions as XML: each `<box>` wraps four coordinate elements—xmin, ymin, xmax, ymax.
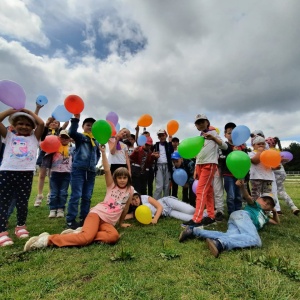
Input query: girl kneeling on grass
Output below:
<box><xmin>24</xmin><ymin>146</ymin><xmax>134</xmax><ymax>251</ymax></box>
<box><xmin>126</xmin><ymin>193</ymin><xmax>196</xmax><ymax>223</ymax></box>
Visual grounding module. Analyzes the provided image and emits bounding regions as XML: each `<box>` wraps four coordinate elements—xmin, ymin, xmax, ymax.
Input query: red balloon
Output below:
<box><xmin>107</xmin><ymin>120</ymin><xmax>117</xmax><ymax>137</ymax></box>
<box><xmin>64</xmin><ymin>95</ymin><xmax>84</xmax><ymax>114</ymax></box>
<box><xmin>40</xmin><ymin>135</ymin><xmax>61</xmax><ymax>153</ymax></box>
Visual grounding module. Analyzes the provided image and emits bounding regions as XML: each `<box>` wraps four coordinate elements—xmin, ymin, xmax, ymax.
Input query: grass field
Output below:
<box><xmin>1</xmin><ymin>175</ymin><xmax>300</xmax><ymax>300</ymax></box>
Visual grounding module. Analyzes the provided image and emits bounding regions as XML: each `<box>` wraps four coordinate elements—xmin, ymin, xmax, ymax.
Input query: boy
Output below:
<box><xmin>179</xmin><ymin>180</ymin><xmax>279</xmax><ymax>258</ymax></box>
<box><xmin>66</xmin><ymin>115</ymin><xmax>100</xmax><ymax>229</ymax></box>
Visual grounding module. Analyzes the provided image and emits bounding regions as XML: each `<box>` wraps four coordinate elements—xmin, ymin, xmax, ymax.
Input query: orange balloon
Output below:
<box><xmin>137</xmin><ymin>114</ymin><xmax>153</xmax><ymax>127</ymax></box>
<box><xmin>167</xmin><ymin>120</ymin><xmax>179</xmax><ymax>136</ymax></box>
<box><xmin>260</xmin><ymin>149</ymin><xmax>281</xmax><ymax>168</ymax></box>
<box><xmin>107</xmin><ymin>120</ymin><xmax>117</xmax><ymax>137</ymax></box>
<box><xmin>40</xmin><ymin>135</ymin><xmax>61</xmax><ymax>153</ymax></box>
<box><xmin>64</xmin><ymin>95</ymin><xmax>84</xmax><ymax>114</ymax></box>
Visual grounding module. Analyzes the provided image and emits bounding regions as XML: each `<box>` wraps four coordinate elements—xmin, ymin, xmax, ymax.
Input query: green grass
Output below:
<box><xmin>1</xmin><ymin>176</ymin><xmax>300</xmax><ymax>299</ymax></box>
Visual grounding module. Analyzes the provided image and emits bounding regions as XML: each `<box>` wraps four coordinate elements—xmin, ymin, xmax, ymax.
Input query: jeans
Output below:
<box><xmin>223</xmin><ymin>175</ymin><xmax>242</xmax><ymax>215</ymax></box>
<box><xmin>193</xmin><ymin>210</ymin><xmax>262</xmax><ymax>251</ymax></box>
<box><xmin>66</xmin><ymin>168</ymin><xmax>96</xmax><ymax>223</ymax></box>
<box><xmin>49</xmin><ymin>172</ymin><xmax>71</xmax><ymax>210</ymax></box>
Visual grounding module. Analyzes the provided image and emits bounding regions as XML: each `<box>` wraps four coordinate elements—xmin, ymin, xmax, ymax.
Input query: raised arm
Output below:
<box><xmin>100</xmin><ymin>145</ymin><xmax>113</xmax><ymax>187</ymax></box>
<box><xmin>0</xmin><ymin>108</ymin><xmax>17</xmax><ymax>138</ymax></box>
<box><xmin>236</xmin><ymin>179</ymin><xmax>254</xmax><ymax>205</ymax></box>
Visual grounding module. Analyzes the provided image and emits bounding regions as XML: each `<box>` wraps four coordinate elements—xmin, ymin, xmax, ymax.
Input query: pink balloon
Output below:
<box><xmin>0</xmin><ymin>80</ymin><xmax>26</xmax><ymax>109</ymax></box>
<box><xmin>106</xmin><ymin>111</ymin><xmax>119</xmax><ymax>126</ymax></box>
<box><xmin>192</xmin><ymin>180</ymin><xmax>199</xmax><ymax>194</ymax></box>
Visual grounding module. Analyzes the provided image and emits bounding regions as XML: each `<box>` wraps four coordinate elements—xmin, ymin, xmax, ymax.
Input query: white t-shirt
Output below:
<box><xmin>248</xmin><ymin>151</ymin><xmax>273</xmax><ymax>180</ymax></box>
<box><xmin>157</xmin><ymin>143</ymin><xmax>168</xmax><ymax>164</ymax></box>
<box><xmin>108</xmin><ymin>138</ymin><xmax>128</xmax><ymax>165</ymax></box>
<box><xmin>0</xmin><ymin>131</ymin><xmax>39</xmax><ymax>171</ymax></box>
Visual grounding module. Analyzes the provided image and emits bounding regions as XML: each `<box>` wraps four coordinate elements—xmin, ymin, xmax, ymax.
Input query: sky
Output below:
<box><xmin>1</xmin><ymin>0</ymin><xmax>300</xmax><ymax>148</ymax></box>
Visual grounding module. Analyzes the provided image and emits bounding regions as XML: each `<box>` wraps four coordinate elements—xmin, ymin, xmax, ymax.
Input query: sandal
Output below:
<box><xmin>15</xmin><ymin>226</ymin><xmax>29</xmax><ymax>239</ymax></box>
<box><xmin>34</xmin><ymin>194</ymin><xmax>43</xmax><ymax>207</ymax></box>
<box><xmin>0</xmin><ymin>231</ymin><xmax>14</xmax><ymax>247</ymax></box>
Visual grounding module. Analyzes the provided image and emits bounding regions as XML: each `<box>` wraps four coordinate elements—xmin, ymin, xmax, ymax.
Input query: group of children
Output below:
<box><xmin>0</xmin><ymin>108</ymin><xmax>297</xmax><ymax>259</ymax></box>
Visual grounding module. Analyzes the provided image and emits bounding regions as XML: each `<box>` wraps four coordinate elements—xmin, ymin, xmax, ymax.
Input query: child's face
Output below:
<box><xmin>116</xmin><ymin>175</ymin><xmax>128</xmax><ymax>188</ymax></box>
<box><xmin>128</xmin><ymin>136</ymin><xmax>135</xmax><ymax>146</ymax></box>
<box><xmin>59</xmin><ymin>136</ymin><xmax>70</xmax><ymax>146</ymax></box>
<box><xmin>224</xmin><ymin>128</ymin><xmax>234</xmax><ymax>143</ymax></box>
<box><xmin>158</xmin><ymin>133</ymin><xmax>167</xmax><ymax>142</ymax></box>
<box><xmin>195</xmin><ymin>120</ymin><xmax>208</xmax><ymax>131</ymax></box>
<box><xmin>118</xmin><ymin>129</ymin><xmax>130</xmax><ymax>139</ymax></box>
<box><xmin>131</xmin><ymin>194</ymin><xmax>141</xmax><ymax>206</ymax></box>
<box><xmin>49</xmin><ymin>120</ymin><xmax>60</xmax><ymax>129</ymax></box>
<box><xmin>253</xmin><ymin>142</ymin><xmax>265</xmax><ymax>151</ymax></box>
<box><xmin>14</xmin><ymin>119</ymin><xmax>34</xmax><ymax>135</ymax></box>
<box><xmin>83</xmin><ymin>122</ymin><xmax>93</xmax><ymax>133</ymax></box>
<box><xmin>172</xmin><ymin>141</ymin><xmax>179</xmax><ymax>149</ymax></box>
<box><xmin>172</xmin><ymin>158</ymin><xmax>182</xmax><ymax>168</ymax></box>
<box><xmin>257</xmin><ymin>198</ymin><xmax>274</xmax><ymax>211</ymax></box>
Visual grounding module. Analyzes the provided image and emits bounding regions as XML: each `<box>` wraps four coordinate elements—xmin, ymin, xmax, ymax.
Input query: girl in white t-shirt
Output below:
<box><xmin>0</xmin><ymin>108</ymin><xmax>44</xmax><ymax>247</ymax></box>
<box><xmin>24</xmin><ymin>145</ymin><xmax>134</xmax><ymax>251</ymax></box>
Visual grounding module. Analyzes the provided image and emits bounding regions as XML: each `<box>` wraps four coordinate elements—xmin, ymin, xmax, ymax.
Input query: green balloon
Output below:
<box><xmin>226</xmin><ymin>151</ymin><xmax>251</xmax><ymax>179</ymax></box>
<box><xmin>91</xmin><ymin>120</ymin><xmax>112</xmax><ymax>145</ymax></box>
<box><xmin>178</xmin><ymin>136</ymin><xmax>205</xmax><ymax>159</ymax></box>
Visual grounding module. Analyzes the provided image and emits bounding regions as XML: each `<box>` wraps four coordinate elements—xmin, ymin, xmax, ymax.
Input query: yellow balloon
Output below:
<box><xmin>135</xmin><ymin>205</ymin><xmax>152</xmax><ymax>224</ymax></box>
<box><xmin>215</xmin><ymin>127</ymin><xmax>220</xmax><ymax>134</ymax></box>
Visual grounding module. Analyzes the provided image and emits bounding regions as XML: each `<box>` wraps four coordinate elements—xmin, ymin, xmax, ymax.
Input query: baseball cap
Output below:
<box><xmin>157</xmin><ymin>129</ymin><xmax>167</xmax><ymax>135</ymax></box>
<box><xmin>145</xmin><ymin>136</ymin><xmax>153</xmax><ymax>145</ymax></box>
<box><xmin>224</xmin><ymin>122</ymin><xmax>236</xmax><ymax>130</ymax></box>
<box><xmin>195</xmin><ymin>114</ymin><xmax>208</xmax><ymax>123</ymax></box>
<box><xmin>83</xmin><ymin>117</ymin><xmax>96</xmax><ymax>125</ymax></box>
<box><xmin>59</xmin><ymin>130</ymin><xmax>70</xmax><ymax>138</ymax></box>
<box><xmin>261</xmin><ymin>193</ymin><xmax>276</xmax><ymax>206</ymax></box>
<box><xmin>8</xmin><ymin>112</ymin><xmax>36</xmax><ymax>128</ymax></box>
<box><xmin>171</xmin><ymin>151</ymin><xmax>182</xmax><ymax>160</ymax></box>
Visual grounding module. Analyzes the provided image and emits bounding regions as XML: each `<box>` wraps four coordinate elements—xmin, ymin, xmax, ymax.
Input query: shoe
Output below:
<box><xmin>48</xmin><ymin>210</ymin><xmax>57</xmax><ymax>218</ymax></box>
<box><xmin>56</xmin><ymin>209</ymin><xmax>64</xmax><ymax>218</ymax></box>
<box><xmin>15</xmin><ymin>225</ymin><xmax>29</xmax><ymax>239</ymax></box>
<box><xmin>200</xmin><ymin>217</ymin><xmax>216</xmax><ymax>226</ymax></box>
<box><xmin>179</xmin><ymin>226</ymin><xmax>194</xmax><ymax>243</ymax></box>
<box><xmin>181</xmin><ymin>219</ymin><xmax>203</xmax><ymax>228</ymax></box>
<box><xmin>46</xmin><ymin>193</ymin><xmax>50</xmax><ymax>205</ymax></box>
<box><xmin>215</xmin><ymin>212</ymin><xmax>224</xmax><ymax>222</ymax></box>
<box><xmin>34</xmin><ymin>194</ymin><xmax>43</xmax><ymax>207</ymax></box>
<box><xmin>61</xmin><ymin>227</ymin><xmax>82</xmax><ymax>235</ymax></box>
<box><xmin>292</xmin><ymin>208</ymin><xmax>300</xmax><ymax>216</ymax></box>
<box><xmin>206</xmin><ymin>238</ymin><xmax>224</xmax><ymax>258</ymax></box>
<box><xmin>24</xmin><ymin>232</ymin><xmax>49</xmax><ymax>252</ymax></box>
<box><xmin>0</xmin><ymin>232</ymin><xmax>14</xmax><ymax>247</ymax></box>
<box><xmin>66</xmin><ymin>220</ymin><xmax>80</xmax><ymax>230</ymax></box>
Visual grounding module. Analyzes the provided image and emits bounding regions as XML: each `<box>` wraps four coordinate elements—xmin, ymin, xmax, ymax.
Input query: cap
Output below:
<box><xmin>83</xmin><ymin>117</ymin><xmax>96</xmax><ymax>125</ymax></box>
<box><xmin>251</xmin><ymin>136</ymin><xmax>265</xmax><ymax>145</ymax></box>
<box><xmin>195</xmin><ymin>114</ymin><xmax>208</xmax><ymax>123</ymax></box>
<box><xmin>224</xmin><ymin>122</ymin><xmax>236</xmax><ymax>130</ymax></box>
<box><xmin>261</xmin><ymin>193</ymin><xmax>276</xmax><ymax>206</ymax></box>
<box><xmin>145</xmin><ymin>136</ymin><xmax>153</xmax><ymax>145</ymax></box>
<box><xmin>8</xmin><ymin>112</ymin><xmax>36</xmax><ymax>128</ymax></box>
<box><xmin>59</xmin><ymin>130</ymin><xmax>70</xmax><ymax>138</ymax></box>
<box><xmin>251</xmin><ymin>130</ymin><xmax>265</xmax><ymax>137</ymax></box>
<box><xmin>171</xmin><ymin>151</ymin><xmax>182</xmax><ymax>160</ymax></box>
<box><xmin>157</xmin><ymin>129</ymin><xmax>167</xmax><ymax>135</ymax></box>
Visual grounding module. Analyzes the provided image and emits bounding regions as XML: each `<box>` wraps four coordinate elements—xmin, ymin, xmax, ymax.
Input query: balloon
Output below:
<box><xmin>177</xmin><ymin>136</ymin><xmax>205</xmax><ymax>159</ymax></box>
<box><xmin>167</xmin><ymin>120</ymin><xmax>179</xmax><ymax>136</ymax></box>
<box><xmin>215</xmin><ymin>127</ymin><xmax>220</xmax><ymax>135</ymax></box>
<box><xmin>137</xmin><ymin>114</ymin><xmax>153</xmax><ymax>127</ymax></box>
<box><xmin>226</xmin><ymin>151</ymin><xmax>251</xmax><ymax>179</ymax></box>
<box><xmin>106</xmin><ymin>111</ymin><xmax>119</xmax><ymax>126</ymax></box>
<box><xmin>135</xmin><ymin>205</ymin><xmax>152</xmax><ymax>224</ymax></box>
<box><xmin>260</xmin><ymin>150</ymin><xmax>281</xmax><ymax>168</ymax></box>
<box><xmin>40</xmin><ymin>135</ymin><xmax>61</xmax><ymax>153</ymax></box>
<box><xmin>192</xmin><ymin>180</ymin><xmax>199</xmax><ymax>194</ymax></box>
<box><xmin>52</xmin><ymin>105</ymin><xmax>72</xmax><ymax>122</ymax></box>
<box><xmin>231</xmin><ymin>125</ymin><xmax>250</xmax><ymax>146</ymax></box>
<box><xmin>0</xmin><ymin>80</ymin><xmax>26</xmax><ymax>109</ymax></box>
<box><xmin>115</xmin><ymin>122</ymin><xmax>120</xmax><ymax>132</ymax></box>
<box><xmin>137</xmin><ymin>135</ymin><xmax>147</xmax><ymax>146</ymax></box>
<box><xmin>173</xmin><ymin>169</ymin><xmax>188</xmax><ymax>186</ymax></box>
<box><xmin>64</xmin><ymin>95</ymin><xmax>84</xmax><ymax>114</ymax></box>
<box><xmin>36</xmin><ymin>95</ymin><xmax>48</xmax><ymax>106</ymax></box>
<box><xmin>91</xmin><ymin>120</ymin><xmax>112</xmax><ymax>145</ymax></box>
<box><xmin>280</xmin><ymin>151</ymin><xmax>293</xmax><ymax>162</ymax></box>
<box><xmin>107</xmin><ymin>120</ymin><xmax>117</xmax><ymax>137</ymax></box>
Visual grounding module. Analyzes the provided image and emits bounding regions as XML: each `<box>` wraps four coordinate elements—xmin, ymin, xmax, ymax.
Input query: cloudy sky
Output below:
<box><xmin>1</xmin><ymin>0</ymin><xmax>299</xmax><ymax>147</ymax></box>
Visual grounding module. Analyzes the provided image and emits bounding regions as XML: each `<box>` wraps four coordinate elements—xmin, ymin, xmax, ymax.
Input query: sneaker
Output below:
<box><xmin>0</xmin><ymin>232</ymin><xmax>14</xmax><ymax>247</ymax></box>
<box><xmin>15</xmin><ymin>225</ymin><xmax>29</xmax><ymax>239</ymax></box>
<box><xmin>200</xmin><ymin>217</ymin><xmax>216</xmax><ymax>226</ymax></box>
<box><xmin>206</xmin><ymin>238</ymin><xmax>224</xmax><ymax>258</ymax></box>
<box><xmin>23</xmin><ymin>232</ymin><xmax>49</xmax><ymax>252</ymax></box>
<box><xmin>56</xmin><ymin>209</ymin><xmax>64</xmax><ymax>218</ymax></box>
<box><xmin>66</xmin><ymin>220</ymin><xmax>80</xmax><ymax>230</ymax></box>
<box><xmin>181</xmin><ymin>219</ymin><xmax>203</xmax><ymax>228</ymax></box>
<box><xmin>46</xmin><ymin>193</ymin><xmax>50</xmax><ymax>205</ymax></box>
<box><xmin>292</xmin><ymin>208</ymin><xmax>300</xmax><ymax>216</ymax></box>
<box><xmin>215</xmin><ymin>212</ymin><xmax>224</xmax><ymax>222</ymax></box>
<box><xmin>60</xmin><ymin>227</ymin><xmax>82</xmax><ymax>235</ymax></box>
<box><xmin>34</xmin><ymin>194</ymin><xmax>43</xmax><ymax>207</ymax></box>
<box><xmin>179</xmin><ymin>226</ymin><xmax>194</xmax><ymax>243</ymax></box>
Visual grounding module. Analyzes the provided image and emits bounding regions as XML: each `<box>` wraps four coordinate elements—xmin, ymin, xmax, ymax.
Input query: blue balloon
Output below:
<box><xmin>173</xmin><ymin>169</ymin><xmax>188</xmax><ymax>186</ymax></box>
<box><xmin>52</xmin><ymin>105</ymin><xmax>72</xmax><ymax>122</ymax></box>
<box><xmin>137</xmin><ymin>135</ymin><xmax>147</xmax><ymax>146</ymax></box>
<box><xmin>115</xmin><ymin>122</ymin><xmax>120</xmax><ymax>132</ymax></box>
<box><xmin>231</xmin><ymin>125</ymin><xmax>250</xmax><ymax>146</ymax></box>
<box><xmin>36</xmin><ymin>95</ymin><xmax>48</xmax><ymax>106</ymax></box>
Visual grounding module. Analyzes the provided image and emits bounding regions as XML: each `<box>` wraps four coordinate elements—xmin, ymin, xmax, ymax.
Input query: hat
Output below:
<box><xmin>265</xmin><ymin>137</ymin><xmax>276</xmax><ymax>146</ymax></box>
<box><xmin>145</xmin><ymin>136</ymin><xmax>153</xmax><ymax>145</ymax></box>
<box><xmin>83</xmin><ymin>117</ymin><xmax>96</xmax><ymax>125</ymax></box>
<box><xmin>251</xmin><ymin>136</ymin><xmax>265</xmax><ymax>145</ymax></box>
<box><xmin>224</xmin><ymin>122</ymin><xmax>236</xmax><ymax>130</ymax></box>
<box><xmin>261</xmin><ymin>193</ymin><xmax>276</xmax><ymax>206</ymax></box>
<box><xmin>8</xmin><ymin>112</ymin><xmax>36</xmax><ymax>128</ymax></box>
<box><xmin>251</xmin><ymin>130</ymin><xmax>265</xmax><ymax>138</ymax></box>
<box><xmin>171</xmin><ymin>151</ymin><xmax>182</xmax><ymax>160</ymax></box>
<box><xmin>157</xmin><ymin>129</ymin><xmax>167</xmax><ymax>135</ymax></box>
<box><xmin>195</xmin><ymin>114</ymin><xmax>208</xmax><ymax>123</ymax></box>
<box><xmin>59</xmin><ymin>130</ymin><xmax>70</xmax><ymax>138</ymax></box>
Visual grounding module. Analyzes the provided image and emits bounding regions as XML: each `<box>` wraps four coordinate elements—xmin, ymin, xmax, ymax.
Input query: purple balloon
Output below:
<box><xmin>192</xmin><ymin>179</ymin><xmax>199</xmax><ymax>194</ymax></box>
<box><xmin>280</xmin><ymin>151</ymin><xmax>293</xmax><ymax>162</ymax></box>
<box><xmin>106</xmin><ymin>111</ymin><xmax>119</xmax><ymax>126</ymax></box>
<box><xmin>0</xmin><ymin>80</ymin><xmax>26</xmax><ymax>109</ymax></box>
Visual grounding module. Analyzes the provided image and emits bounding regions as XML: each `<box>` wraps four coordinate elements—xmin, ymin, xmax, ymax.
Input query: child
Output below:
<box><xmin>0</xmin><ymin>108</ymin><xmax>44</xmax><ymax>247</ymax></box>
<box><xmin>24</xmin><ymin>146</ymin><xmax>134</xmax><ymax>251</ymax></box>
<box><xmin>183</xmin><ymin>114</ymin><xmax>228</xmax><ymax>227</ymax></box>
<box><xmin>179</xmin><ymin>180</ymin><xmax>279</xmax><ymax>258</ymax></box>
<box><xmin>48</xmin><ymin>130</ymin><xmax>73</xmax><ymax>218</ymax></box>
<box><xmin>66</xmin><ymin>115</ymin><xmax>100</xmax><ymax>229</ymax></box>
<box><xmin>126</xmin><ymin>192</ymin><xmax>195</xmax><ymax>223</ymax></box>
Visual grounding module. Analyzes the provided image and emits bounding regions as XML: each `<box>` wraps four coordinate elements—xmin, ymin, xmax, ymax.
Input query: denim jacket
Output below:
<box><xmin>69</xmin><ymin>118</ymin><xmax>100</xmax><ymax>172</ymax></box>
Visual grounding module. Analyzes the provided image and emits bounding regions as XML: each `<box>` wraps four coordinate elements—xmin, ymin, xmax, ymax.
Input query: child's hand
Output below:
<box><xmin>151</xmin><ymin>219</ymin><xmax>158</xmax><ymax>224</ymax></box>
<box><xmin>120</xmin><ymin>223</ymin><xmax>131</xmax><ymax>228</ymax></box>
<box><xmin>100</xmin><ymin>145</ymin><xmax>106</xmax><ymax>153</ymax></box>
<box><xmin>235</xmin><ymin>179</ymin><xmax>244</xmax><ymax>186</ymax></box>
<box><xmin>74</xmin><ymin>114</ymin><xmax>80</xmax><ymax>119</ymax></box>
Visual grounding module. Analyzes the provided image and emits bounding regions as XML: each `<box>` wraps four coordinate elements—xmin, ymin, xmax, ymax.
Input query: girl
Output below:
<box><xmin>0</xmin><ymin>108</ymin><xmax>44</xmax><ymax>247</ymax></box>
<box><xmin>126</xmin><ymin>193</ymin><xmax>196</xmax><ymax>223</ymax></box>
<box><xmin>24</xmin><ymin>145</ymin><xmax>134</xmax><ymax>251</ymax></box>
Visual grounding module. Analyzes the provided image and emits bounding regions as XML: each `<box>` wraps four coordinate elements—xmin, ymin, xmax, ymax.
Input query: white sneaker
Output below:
<box><xmin>56</xmin><ymin>209</ymin><xmax>64</xmax><ymax>218</ymax></box>
<box><xmin>34</xmin><ymin>195</ymin><xmax>43</xmax><ymax>207</ymax></box>
<box><xmin>60</xmin><ymin>227</ymin><xmax>82</xmax><ymax>235</ymax></box>
<box><xmin>23</xmin><ymin>232</ymin><xmax>49</xmax><ymax>251</ymax></box>
<box><xmin>48</xmin><ymin>210</ymin><xmax>56</xmax><ymax>218</ymax></box>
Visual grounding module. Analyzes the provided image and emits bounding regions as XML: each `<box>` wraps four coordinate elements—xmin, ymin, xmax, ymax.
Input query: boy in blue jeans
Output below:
<box><xmin>66</xmin><ymin>114</ymin><xmax>100</xmax><ymax>229</ymax></box>
<box><xmin>179</xmin><ymin>179</ymin><xmax>279</xmax><ymax>258</ymax></box>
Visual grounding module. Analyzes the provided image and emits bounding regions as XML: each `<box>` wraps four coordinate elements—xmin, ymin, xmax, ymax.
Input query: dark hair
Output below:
<box><xmin>128</xmin><ymin>192</ymin><xmax>142</xmax><ymax>214</ymax></box>
<box><xmin>224</xmin><ymin>122</ymin><xmax>236</xmax><ymax>131</ymax></box>
<box><xmin>113</xmin><ymin>167</ymin><xmax>132</xmax><ymax>188</ymax></box>
<box><xmin>263</xmin><ymin>197</ymin><xmax>275</xmax><ymax>208</ymax></box>
<box><xmin>130</xmin><ymin>134</ymin><xmax>136</xmax><ymax>139</ymax></box>
<box><xmin>12</xmin><ymin>116</ymin><xmax>35</xmax><ymax>129</ymax></box>
<box><xmin>172</xmin><ymin>137</ymin><xmax>179</xmax><ymax>143</ymax></box>
<box><xmin>274</xmin><ymin>137</ymin><xmax>282</xmax><ymax>151</ymax></box>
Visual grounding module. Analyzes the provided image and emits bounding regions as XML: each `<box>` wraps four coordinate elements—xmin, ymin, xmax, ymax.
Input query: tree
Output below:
<box><xmin>283</xmin><ymin>142</ymin><xmax>300</xmax><ymax>171</ymax></box>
